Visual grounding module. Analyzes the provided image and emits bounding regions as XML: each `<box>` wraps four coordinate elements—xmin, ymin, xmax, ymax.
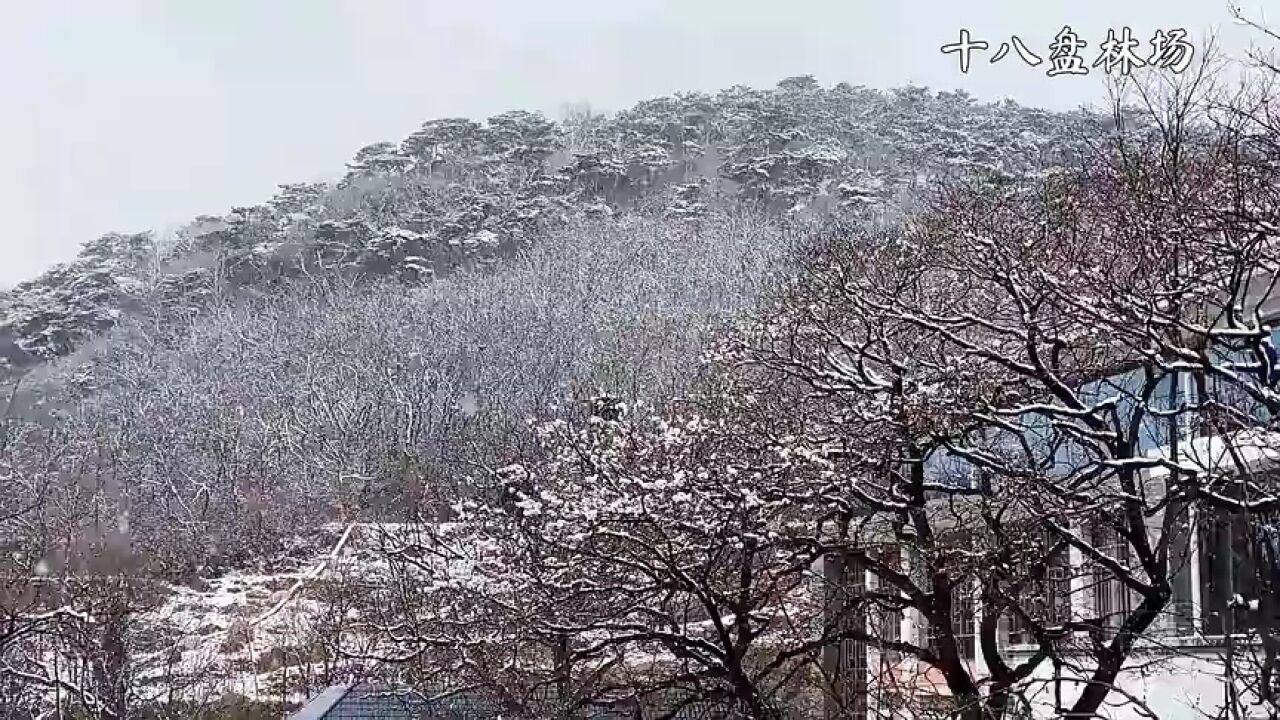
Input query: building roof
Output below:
<box><xmin>1145</xmin><ymin>428</ymin><xmax>1280</xmax><ymax>483</ymax></box>
<box><xmin>289</xmin><ymin>682</ymin><xmax>762</xmax><ymax>719</ymax></box>
<box><xmin>287</xmin><ymin>683</ymin><xmax>356</xmax><ymax>720</ymax></box>
<box><xmin>289</xmin><ymin>683</ymin><xmax>489</xmax><ymax>719</ymax></box>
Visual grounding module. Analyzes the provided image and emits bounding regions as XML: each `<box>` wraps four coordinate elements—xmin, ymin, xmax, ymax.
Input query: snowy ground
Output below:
<box><xmin>21</xmin><ymin>523</ymin><xmax>428</xmax><ymax>712</ymax></box>
<box><xmin>133</xmin><ymin>525</ymin><xmax>361</xmax><ymax>706</ymax></box>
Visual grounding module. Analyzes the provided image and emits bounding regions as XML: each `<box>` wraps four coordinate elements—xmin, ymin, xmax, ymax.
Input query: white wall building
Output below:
<box><xmin>824</xmin><ymin>427</ymin><xmax>1280</xmax><ymax>720</ymax></box>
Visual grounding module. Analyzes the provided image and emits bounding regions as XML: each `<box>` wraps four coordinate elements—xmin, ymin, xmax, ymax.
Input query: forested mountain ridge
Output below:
<box><xmin>0</xmin><ymin>77</ymin><xmax>1100</xmax><ymax>370</ymax></box>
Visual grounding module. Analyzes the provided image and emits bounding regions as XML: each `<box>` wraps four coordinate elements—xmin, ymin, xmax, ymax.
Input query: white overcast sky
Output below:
<box><xmin>0</xmin><ymin>0</ymin><xmax>1268</xmax><ymax>288</ymax></box>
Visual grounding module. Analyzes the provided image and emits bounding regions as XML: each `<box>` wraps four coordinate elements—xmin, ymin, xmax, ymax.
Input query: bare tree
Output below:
<box><xmin>743</xmin><ymin>52</ymin><xmax>1280</xmax><ymax>718</ymax></box>
<box><xmin>355</xmin><ymin>374</ymin><xmax>882</xmax><ymax>718</ymax></box>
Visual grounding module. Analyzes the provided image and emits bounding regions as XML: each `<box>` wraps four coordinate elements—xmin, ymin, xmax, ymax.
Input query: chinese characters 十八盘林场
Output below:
<box><xmin>941</xmin><ymin>26</ymin><xmax>1195</xmax><ymax>76</ymax></box>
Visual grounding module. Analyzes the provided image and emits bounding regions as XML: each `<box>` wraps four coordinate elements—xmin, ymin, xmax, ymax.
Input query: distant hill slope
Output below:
<box><xmin>0</xmin><ymin>77</ymin><xmax>1102</xmax><ymax>370</ymax></box>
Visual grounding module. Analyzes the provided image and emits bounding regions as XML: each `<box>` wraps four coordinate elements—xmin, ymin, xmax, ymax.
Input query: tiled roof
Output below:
<box><xmin>290</xmin><ymin>683</ymin><xmax>764</xmax><ymax>719</ymax></box>
<box><xmin>287</xmin><ymin>684</ymin><xmax>356</xmax><ymax>719</ymax></box>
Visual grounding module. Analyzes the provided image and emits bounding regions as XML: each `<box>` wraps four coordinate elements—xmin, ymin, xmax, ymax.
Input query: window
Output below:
<box><xmin>1166</xmin><ymin>507</ymin><xmax>1198</xmax><ymax>634</ymax></box>
<box><xmin>901</xmin><ymin>534</ymin><xmax>978</xmax><ymax>660</ymax></box>
<box><xmin>1006</xmin><ymin>531</ymin><xmax>1073</xmax><ymax>646</ymax></box>
<box><xmin>868</xmin><ymin>545</ymin><xmax>903</xmax><ymax>651</ymax></box>
<box><xmin>1088</xmin><ymin>522</ymin><xmax>1134</xmax><ymax>635</ymax></box>
<box><xmin>1254</xmin><ymin>521</ymin><xmax>1280</xmax><ymax>619</ymax></box>
<box><xmin>1198</xmin><ymin>328</ymin><xmax>1280</xmax><ymax>432</ymax></box>
<box><xmin>926</xmin><ymin>579</ymin><xmax>976</xmax><ymax>660</ymax></box>
<box><xmin>923</xmin><ymin>446</ymin><xmax>980</xmax><ymax>490</ymax></box>
<box><xmin>1199</xmin><ymin>371</ymin><xmax>1267</xmax><ymax>434</ymax></box>
<box><xmin>1198</xmin><ymin>504</ymin><xmax>1270</xmax><ymax>635</ymax></box>
<box><xmin>1073</xmin><ymin>369</ymin><xmax>1184</xmax><ymax>457</ymax></box>
<box><xmin>822</xmin><ymin>550</ymin><xmax>869</xmax><ymax>720</ymax></box>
